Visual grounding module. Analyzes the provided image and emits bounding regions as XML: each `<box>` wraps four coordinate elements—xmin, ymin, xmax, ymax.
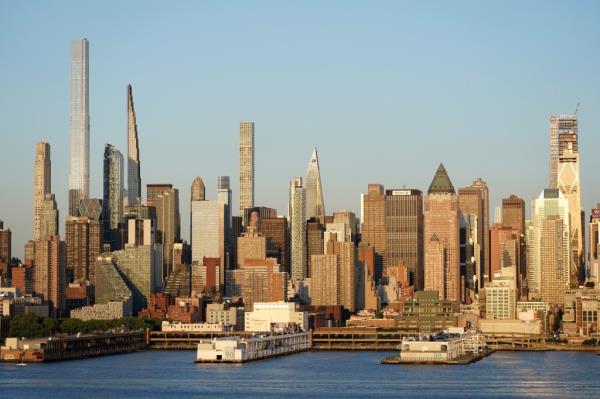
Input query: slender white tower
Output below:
<box><xmin>68</xmin><ymin>38</ymin><xmax>90</xmax><ymax>216</ymax></box>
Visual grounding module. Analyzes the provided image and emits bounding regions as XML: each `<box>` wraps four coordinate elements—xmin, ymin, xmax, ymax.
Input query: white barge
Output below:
<box><xmin>195</xmin><ymin>332</ymin><xmax>311</xmax><ymax>363</ymax></box>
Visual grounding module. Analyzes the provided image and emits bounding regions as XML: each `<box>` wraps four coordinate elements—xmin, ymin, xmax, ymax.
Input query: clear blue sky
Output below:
<box><xmin>1</xmin><ymin>1</ymin><xmax>599</xmax><ymax>258</ymax></box>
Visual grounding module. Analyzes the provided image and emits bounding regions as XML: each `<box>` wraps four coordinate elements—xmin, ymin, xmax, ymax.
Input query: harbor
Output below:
<box><xmin>195</xmin><ymin>332</ymin><xmax>311</xmax><ymax>363</ymax></box>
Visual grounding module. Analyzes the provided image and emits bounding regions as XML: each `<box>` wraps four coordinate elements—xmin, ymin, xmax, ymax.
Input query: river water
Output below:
<box><xmin>1</xmin><ymin>350</ymin><xmax>598</xmax><ymax>398</ymax></box>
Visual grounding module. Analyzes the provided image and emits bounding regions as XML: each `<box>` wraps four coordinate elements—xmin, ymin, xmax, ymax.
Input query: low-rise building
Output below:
<box><xmin>400</xmin><ymin>330</ymin><xmax>485</xmax><ymax>362</ymax></box>
<box><xmin>395</xmin><ymin>291</ymin><xmax>457</xmax><ymax>333</ymax></box>
<box><xmin>485</xmin><ymin>270</ymin><xmax>517</xmax><ymax>320</ymax></box>
<box><xmin>245</xmin><ymin>302</ymin><xmax>308</xmax><ymax>332</ymax></box>
<box><xmin>0</xmin><ymin>293</ymin><xmax>49</xmax><ymax>318</ymax></box>
<box><xmin>161</xmin><ymin>321</ymin><xmax>225</xmax><ymax>332</ymax></box>
<box><xmin>70</xmin><ymin>300</ymin><xmax>132</xmax><ymax>321</ymax></box>
<box><xmin>479</xmin><ymin>319</ymin><xmax>542</xmax><ymax>336</ymax></box>
<box><xmin>562</xmin><ymin>287</ymin><xmax>600</xmax><ymax>337</ymax></box>
<box><xmin>206</xmin><ymin>303</ymin><xmax>244</xmax><ymax>330</ymax></box>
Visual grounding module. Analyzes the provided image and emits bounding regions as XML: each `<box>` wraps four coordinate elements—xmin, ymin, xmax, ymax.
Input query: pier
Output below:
<box><xmin>0</xmin><ymin>331</ymin><xmax>146</xmax><ymax>362</ymax></box>
<box><xmin>311</xmin><ymin>327</ymin><xmax>411</xmax><ymax>350</ymax></box>
<box><xmin>195</xmin><ymin>332</ymin><xmax>311</xmax><ymax>363</ymax></box>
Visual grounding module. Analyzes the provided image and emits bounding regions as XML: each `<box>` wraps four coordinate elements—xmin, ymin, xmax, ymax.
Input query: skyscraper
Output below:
<box><xmin>191</xmin><ymin>200</ymin><xmax>226</xmax><ymax>285</ymax></box>
<box><xmin>305</xmin><ymin>147</ymin><xmax>326</xmax><ymax>220</ymax></box>
<box><xmin>459</xmin><ymin>178</ymin><xmax>490</xmax><ymax>286</ymax></box>
<box><xmin>239</xmin><ymin>121</ymin><xmax>254</xmax><ymax>223</ymax></box>
<box><xmin>237</xmin><ymin>226</ymin><xmax>266</xmax><ymax>267</ymax></box>
<box><xmin>146</xmin><ymin>184</ymin><xmax>170</xmax><ymax>207</ymax></box>
<box><xmin>539</xmin><ymin>216</ymin><xmax>568</xmax><ymax>305</ymax></box>
<box><xmin>550</xmin><ymin>114</ymin><xmax>583</xmax><ymax>285</ymax></box>
<box><xmin>190</xmin><ymin>176</ymin><xmax>205</xmax><ymax>202</ymax></box>
<box><xmin>385</xmin><ymin>189</ymin><xmax>424</xmax><ymax>289</ymax></box>
<box><xmin>34</xmin><ymin>235</ymin><xmax>66</xmax><ymax>315</ymax></box>
<box><xmin>458</xmin><ymin>185</ymin><xmax>484</xmax><ymax>288</ymax></box>
<box><xmin>490</xmin><ymin>223</ymin><xmax>520</xmax><ymax>280</ymax></box>
<box><xmin>155</xmin><ymin>187</ymin><xmax>180</xmax><ymax>278</ymax></box>
<box><xmin>258</xmin><ymin>217</ymin><xmax>289</xmax><ymax>274</ymax></box>
<box><xmin>68</xmin><ymin>38</ymin><xmax>90</xmax><ymax>216</ymax></box>
<box><xmin>217</xmin><ymin>176</ymin><xmax>232</xmax><ymax>268</ymax></box>
<box><xmin>588</xmin><ymin>206</ymin><xmax>600</xmax><ymax>281</ymax></box>
<box><xmin>65</xmin><ymin>216</ymin><xmax>102</xmax><ymax>283</ymax></box>
<box><xmin>40</xmin><ymin>194</ymin><xmax>59</xmax><ymax>239</ymax></box>
<box><xmin>502</xmin><ymin>194</ymin><xmax>526</xmax><ymax>290</ymax></box>
<box><xmin>0</xmin><ymin>221</ymin><xmax>11</xmax><ymax>264</ymax></box>
<box><xmin>306</xmin><ymin>219</ymin><xmax>324</xmax><ymax>277</ymax></box>
<box><xmin>527</xmin><ymin>189</ymin><xmax>570</xmax><ymax>301</ymax></box>
<box><xmin>95</xmin><ymin>244</ymin><xmax>160</xmax><ymax>314</ymax></box>
<box><xmin>311</xmin><ymin>232</ymin><xmax>355</xmax><ymax>311</ymax></box>
<box><xmin>502</xmin><ymin>194</ymin><xmax>525</xmax><ymax>233</ymax></box>
<box><xmin>361</xmin><ymin>184</ymin><xmax>386</xmax><ymax>281</ymax></box>
<box><xmin>0</xmin><ymin>221</ymin><xmax>11</xmax><ymax>280</ymax></box>
<box><xmin>424</xmin><ymin>164</ymin><xmax>460</xmax><ymax>302</ymax></box>
<box><xmin>34</xmin><ymin>142</ymin><xmax>51</xmax><ymax>240</ymax></box>
<box><xmin>127</xmin><ymin>84</ymin><xmax>142</xmax><ymax>206</ymax></box>
<box><xmin>289</xmin><ymin>177</ymin><xmax>306</xmax><ymax>281</ymax></box>
<box><xmin>103</xmin><ymin>144</ymin><xmax>124</xmax><ymax>248</ymax></box>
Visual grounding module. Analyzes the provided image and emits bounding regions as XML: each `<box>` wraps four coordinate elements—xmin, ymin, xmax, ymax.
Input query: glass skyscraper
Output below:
<box><xmin>68</xmin><ymin>38</ymin><xmax>90</xmax><ymax>216</ymax></box>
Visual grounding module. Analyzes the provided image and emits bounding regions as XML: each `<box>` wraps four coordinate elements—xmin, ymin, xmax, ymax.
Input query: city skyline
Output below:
<box><xmin>2</xmin><ymin>2</ymin><xmax>600</xmax><ymax>258</ymax></box>
<box><xmin>2</xmin><ymin>4</ymin><xmax>600</xmax><ymax>394</ymax></box>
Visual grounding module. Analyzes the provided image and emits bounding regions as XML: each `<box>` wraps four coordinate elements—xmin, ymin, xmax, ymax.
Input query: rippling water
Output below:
<box><xmin>1</xmin><ymin>350</ymin><xmax>598</xmax><ymax>398</ymax></box>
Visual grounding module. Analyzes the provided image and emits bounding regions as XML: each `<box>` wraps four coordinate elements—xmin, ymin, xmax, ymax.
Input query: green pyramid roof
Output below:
<box><xmin>428</xmin><ymin>163</ymin><xmax>455</xmax><ymax>194</ymax></box>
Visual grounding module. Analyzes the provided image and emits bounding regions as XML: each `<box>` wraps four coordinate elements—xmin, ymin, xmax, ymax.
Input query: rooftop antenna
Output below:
<box><xmin>575</xmin><ymin>102</ymin><xmax>580</xmax><ymax>116</ymax></box>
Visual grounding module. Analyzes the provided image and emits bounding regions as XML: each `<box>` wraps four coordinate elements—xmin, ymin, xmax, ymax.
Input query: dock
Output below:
<box><xmin>0</xmin><ymin>331</ymin><xmax>146</xmax><ymax>363</ymax></box>
<box><xmin>381</xmin><ymin>350</ymin><xmax>493</xmax><ymax>365</ymax></box>
<box><xmin>195</xmin><ymin>332</ymin><xmax>311</xmax><ymax>363</ymax></box>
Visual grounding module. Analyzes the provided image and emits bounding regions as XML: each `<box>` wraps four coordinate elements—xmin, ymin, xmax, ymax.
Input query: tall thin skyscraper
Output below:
<box><xmin>305</xmin><ymin>147</ymin><xmax>326</xmax><ymax>220</ymax></box>
<box><xmin>155</xmin><ymin>187</ymin><xmax>180</xmax><ymax>278</ymax></box>
<box><xmin>289</xmin><ymin>177</ymin><xmax>306</xmax><ymax>281</ymax></box>
<box><xmin>189</xmin><ymin>176</ymin><xmax>205</xmax><ymax>251</ymax></box>
<box><xmin>471</xmin><ymin>177</ymin><xmax>491</xmax><ymax>288</ymax></box>
<box><xmin>549</xmin><ymin>114</ymin><xmax>583</xmax><ymax>285</ymax></box>
<box><xmin>424</xmin><ymin>164</ymin><xmax>460</xmax><ymax>302</ymax></box>
<box><xmin>34</xmin><ymin>142</ymin><xmax>51</xmax><ymax>240</ymax></box>
<box><xmin>361</xmin><ymin>184</ymin><xmax>386</xmax><ymax>281</ymax></box>
<box><xmin>458</xmin><ymin>184</ymin><xmax>484</xmax><ymax>288</ymax></box>
<box><xmin>68</xmin><ymin>38</ymin><xmax>90</xmax><ymax>216</ymax></box>
<box><xmin>103</xmin><ymin>144</ymin><xmax>124</xmax><ymax>232</ymax></box>
<box><xmin>127</xmin><ymin>84</ymin><xmax>142</xmax><ymax>206</ymax></box>
<box><xmin>217</xmin><ymin>176</ymin><xmax>232</xmax><ymax>268</ymax></box>
<box><xmin>588</xmin><ymin>206</ymin><xmax>600</xmax><ymax>281</ymax></box>
<box><xmin>239</xmin><ymin>121</ymin><xmax>254</xmax><ymax>224</ymax></box>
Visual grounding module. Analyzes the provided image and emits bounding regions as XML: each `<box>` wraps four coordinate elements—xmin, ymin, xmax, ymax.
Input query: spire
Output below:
<box><xmin>305</xmin><ymin>147</ymin><xmax>326</xmax><ymax>220</ymax></box>
<box><xmin>428</xmin><ymin>163</ymin><xmax>455</xmax><ymax>194</ymax></box>
<box><xmin>127</xmin><ymin>84</ymin><xmax>141</xmax><ymax>205</ymax></box>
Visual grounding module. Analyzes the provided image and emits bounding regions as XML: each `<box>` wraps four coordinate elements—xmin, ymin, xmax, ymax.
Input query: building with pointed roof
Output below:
<box><xmin>428</xmin><ymin>163</ymin><xmax>455</xmax><ymax>194</ymax></box>
<box><xmin>127</xmin><ymin>84</ymin><xmax>142</xmax><ymax>206</ymax></box>
<box><xmin>305</xmin><ymin>147</ymin><xmax>326</xmax><ymax>221</ymax></box>
<box><xmin>424</xmin><ymin>163</ymin><xmax>460</xmax><ymax>302</ymax></box>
